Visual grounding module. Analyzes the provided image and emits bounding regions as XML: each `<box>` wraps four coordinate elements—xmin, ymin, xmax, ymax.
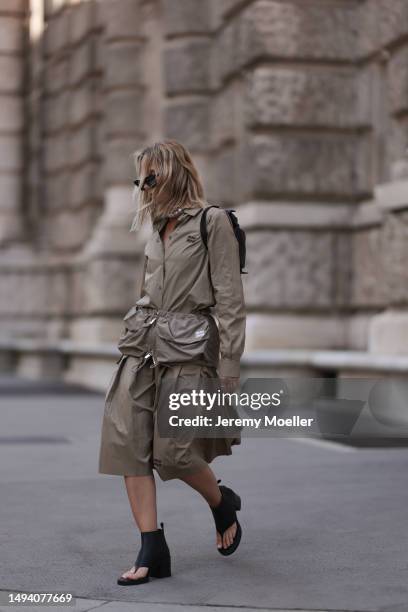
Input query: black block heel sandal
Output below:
<box><xmin>117</xmin><ymin>522</ymin><xmax>171</xmax><ymax>586</ymax></box>
<box><xmin>210</xmin><ymin>480</ymin><xmax>242</xmax><ymax>556</ymax></box>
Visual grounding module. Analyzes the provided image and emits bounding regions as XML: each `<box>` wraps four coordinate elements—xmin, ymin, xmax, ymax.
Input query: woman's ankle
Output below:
<box><xmin>209</xmin><ymin>488</ymin><xmax>222</xmax><ymax>509</ymax></box>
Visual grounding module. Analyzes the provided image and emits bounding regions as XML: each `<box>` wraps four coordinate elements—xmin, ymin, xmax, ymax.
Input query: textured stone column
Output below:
<box><xmin>362</xmin><ymin>2</ymin><xmax>408</xmax><ymax>355</ymax></box>
<box><xmin>162</xmin><ymin>0</ymin><xmax>213</xmax><ymax>188</ymax></box>
<box><xmin>68</xmin><ymin>0</ymin><xmax>152</xmax><ymax>344</ymax></box>
<box><xmin>368</xmin><ymin>179</ymin><xmax>408</xmax><ymax>354</ymax></box>
<box><xmin>0</xmin><ymin>0</ymin><xmax>27</xmax><ymax>244</ymax></box>
<box><xmin>212</xmin><ymin>0</ymin><xmax>370</xmax><ymax>350</ymax></box>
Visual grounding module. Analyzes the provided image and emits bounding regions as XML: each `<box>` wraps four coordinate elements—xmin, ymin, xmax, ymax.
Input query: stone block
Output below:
<box><xmin>44</xmin><ymin>91</ymin><xmax>69</xmax><ymax>134</ymax></box>
<box><xmin>207</xmin><ymin>146</ymin><xmax>235</xmax><ymax>205</ymax></box>
<box><xmin>212</xmin><ymin>0</ymin><xmax>243</xmax><ymax>24</ymax></box>
<box><xmin>47</xmin><ymin>269</ymin><xmax>69</xmax><ymax>316</ymax></box>
<box><xmin>48</xmin><ymin>207</ymin><xmax>95</xmax><ymax>251</ymax></box>
<box><xmin>44</xmin><ymin>10</ymin><xmax>69</xmax><ymax>57</ymax></box>
<box><xmin>105</xmin><ymin>41</ymin><xmax>144</xmax><ymax>89</ymax></box>
<box><xmin>389</xmin><ymin>116</ymin><xmax>408</xmax><ymax>176</ymax></box>
<box><xmin>11</xmin><ymin>272</ymin><xmax>48</xmax><ymax>315</ymax></box>
<box><xmin>105</xmin><ymin>90</ymin><xmax>144</xmax><ymax>137</ymax></box>
<box><xmin>378</xmin><ymin>0</ymin><xmax>408</xmax><ymax>48</ymax></box>
<box><xmin>213</xmin><ymin>19</ymin><xmax>236</xmax><ymax>86</ymax></box>
<box><xmin>0</xmin><ymin>210</ymin><xmax>24</xmax><ymax>243</ymax></box>
<box><xmin>356</xmin><ymin>0</ymin><xmax>379</xmax><ymax>58</ymax></box>
<box><xmin>245</xmin><ymin>312</ymin><xmax>347</xmax><ymax>350</ymax></box>
<box><xmin>0</xmin><ymin>0</ymin><xmax>27</xmax><ymax>13</ymax></box>
<box><xmin>44</xmin><ymin>133</ymin><xmax>68</xmax><ymax>172</ymax></box>
<box><xmin>68</xmin><ymin>121</ymin><xmax>96</xmax><ymax>167</ymax></box>
<box><xmin>381</xmin><ymin>210</ymin><xmax>408</xmax><ymax>304</ymax></box>
<box><xmin>358</xmin><ymin>0</ymin><xmax>408</xmax><ymax>57</ymax></box>
<box><xmin>243</xmin><ymin>229</ymin><xmax>341</xmax><ymax>309</ymax></box>
<box><xmin>164</xmin><ymin>98</ymin><xmax>210</xmax><ymax>151</ymax></box>
<box><xmin>70</xmin><ymin>266</ymin><xmax>86</xmax><ymax>314</ymax></box>
<box><xmin>215</xmin><ymin>0</ymin><xmax>359</xmax><ymax>82</ymax></box>
<box><xmin>0</xmin><ymin>316</ymin><xmax>47</xmax><ymax>339</ymax></box>
<box><xmin>68</xmin><ymin>37</ymin><xmax>94</xmax><ymax>86</ymax></box>
<box><xmin>97</xmin><ymin>0</ymin><xmax>143</xmax><ymax>41</ymax></box>
<box><xmin>0</xmin><ymin>174</ymin><xmax>21</xmax><ymax>210</ymax></box>
<box><xmin>69</xmin><ymin>162</ymin><xmax>99</xmax><ymax>207</ymax></box>
<box><xmin>68</xmin><ymin>85</ymin><xmax>95</xmax><ymax>127</ymax></box>
<box><xmin>0</xmin><ymin>134</ymin><xmax>22</xmax><ymax>172</ymax></box>
<box><xmin>0</xmin><ymin>94</ymin><xmax>23</xmax><ymax>131</ymax></box>
<box><xmin>81</xmin><ymin>186</ymin><xmax>142</xmax><ymax>257</ymax></box>
<box><xmin>369</xmin><ymin>309</ymin><xmax>408</xmax><ymax>354</ymax></box>
<box><xmin>239</xmin><ymin>133</ymin><xmax>372</xmax><ymax>200</ymax></box>
<box><xmin>389</xmin><ymin>46</ymin><xmax>408</xmax><ymax>115</ymax></box>
<box><xmin>245</xmin><ymin>65</ymin><xmax>371</xmax><ymax>128</ymax></box>
<box><xmin>162</xmin><ymin>0</ymin><xmax>211</xmax><ymax>36</ymax></box>
<box><xmin>165</xmin><ymin>38</ymin><xmax>211</xmax><ymax>94</ymax></box>
<box><xmin>94</xmin><ymin>118</ymin><xmax>106</xmax><ymax>160</ymax></box>
<box><xmin>0</xmin><ymin>16</ymin><xmax>24</xmax><ymax>52</ymax></box>
<box><xmin>346</xmin><ymin>314</ymin><xmax>371</xmax><ymax>351</ymax></box>
<box><xmin>44</xmin><ymin>57</ymin><xmax>68</xmax><ymax>96</ymax></box>
<box><xmin>94</xmin><ymin>31</ymin><xmax>105</xmax><ymax>73</ymax></box>
<box><xmin>68</xmin><ymin>0</ymin><xmax>95</xmax><ymax>45</ymax></box>
<box><xmin>105</xmin><ymin>137</ymin><xmax>140</xmax><ymax>185</ymax></box>
<box><xmin>44</xmin><ymin>171</ymin><xmax>70</xmax><ymax>210</ymax></box>
<box><xmin>83</xmin><ymin>257</ymin><xmax>142</xmax><ymax>312</ymax></box>
<box><xmin>351</xmin><ymin>226</ymin><xmax>387</xmax><ymax>308</ymax></box>
<box><xmin>211</xmin><ymin>85</ymin><xmax>237</xmax><ymax>147</ymax></box>
<box><xmin>376</xmin><ymin>178</ymin><xmax>408</xmax><ymax>212</ymax></box>
<box><xmin>0</xmin><ymin>55</ymin><xmax>23</xmax><ymax>93</ymax></box>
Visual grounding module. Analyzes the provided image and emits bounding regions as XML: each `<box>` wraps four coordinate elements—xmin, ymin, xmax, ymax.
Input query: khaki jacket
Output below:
<box><xmin>133</xmin><ymin>205</ymin><xmax>246</xmax><ymax>378</ymax></box>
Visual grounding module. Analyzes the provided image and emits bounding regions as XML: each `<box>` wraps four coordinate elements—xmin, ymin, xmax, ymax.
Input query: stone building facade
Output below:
<box><xmin>1</xmin><ymin>0</ymin><xmax>408</xmax><ymax>385</ymax></box>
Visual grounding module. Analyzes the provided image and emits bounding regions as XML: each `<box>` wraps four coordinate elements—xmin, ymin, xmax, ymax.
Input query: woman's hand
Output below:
<box><xmin>220</xmin><ymin>377</ymin><xmax>240</xmax><ymax>393</ymax></box>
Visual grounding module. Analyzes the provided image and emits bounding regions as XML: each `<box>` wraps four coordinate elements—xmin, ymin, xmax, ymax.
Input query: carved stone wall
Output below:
<box><xmin>1</xmin><ymin>0</ymin><xmax>408</xmax><ymax>366</ymax></box>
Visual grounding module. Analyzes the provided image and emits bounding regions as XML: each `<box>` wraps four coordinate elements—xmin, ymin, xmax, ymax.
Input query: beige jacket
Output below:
<box><xmin>134</xmin><ymin>205</ymin><xmax>246</xmax><ymax>377</ymax></box>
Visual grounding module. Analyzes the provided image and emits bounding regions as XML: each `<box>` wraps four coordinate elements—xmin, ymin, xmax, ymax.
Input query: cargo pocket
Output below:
<box><xmin>117</xmin><ymin>306</ymin><xmax>153</xmax><ymax>357</ymax></box>
<box><xmin>154</xmin><ymin>315</ymin><xmax>211</xmax><ymax>364</ymax></box>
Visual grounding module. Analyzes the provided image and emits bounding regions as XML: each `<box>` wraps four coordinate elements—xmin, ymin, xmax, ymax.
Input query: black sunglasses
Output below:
<box><xmin>133</xmin><ymin>172</ymin><xmax>158</xmax><ymax>190</ymax></box>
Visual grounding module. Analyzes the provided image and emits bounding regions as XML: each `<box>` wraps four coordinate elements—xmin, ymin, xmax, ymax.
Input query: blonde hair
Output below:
<box><xmin>130</xmin><ymin>140</ymin><xmax>207</xmax><ymax>231</ymax></box>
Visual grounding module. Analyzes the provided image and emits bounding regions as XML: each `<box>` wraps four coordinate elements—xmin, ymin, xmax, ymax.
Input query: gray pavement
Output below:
<box><xmin>1</xmin><ymin>375</ymin><xmax>408</xmax><ymax>612</ymax></box>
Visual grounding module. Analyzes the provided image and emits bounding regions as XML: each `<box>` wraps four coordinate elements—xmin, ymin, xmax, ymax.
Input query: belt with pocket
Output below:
<box><xmin>117</xmin><ymin>305</ymin><xmax>220</xmax><ymax>368</ymax></box>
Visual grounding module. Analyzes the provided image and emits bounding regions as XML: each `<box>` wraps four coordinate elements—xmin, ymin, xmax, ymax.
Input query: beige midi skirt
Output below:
<box><xmin>98</xmin><ymin>353</ymin><xmax>241</xmax><ymax>482</ymax></box>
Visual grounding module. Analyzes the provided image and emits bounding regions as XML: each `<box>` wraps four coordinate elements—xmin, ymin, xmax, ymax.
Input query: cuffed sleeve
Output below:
<box><xmin>206</xmin><ymin>207</ymin><xmax>246</xmax><ymax>378</ymax></box>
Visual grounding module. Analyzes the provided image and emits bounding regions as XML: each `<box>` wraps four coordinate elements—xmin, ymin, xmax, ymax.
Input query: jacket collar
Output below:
<box><xmin>152</xmin><ymin>206</ymin><xmax>204</xmax><ymax>231</ymax></box>
<box><xmin>182</xmin><ymin>206</ymin><xmax>204</xmax><ymax>217</ymax></box>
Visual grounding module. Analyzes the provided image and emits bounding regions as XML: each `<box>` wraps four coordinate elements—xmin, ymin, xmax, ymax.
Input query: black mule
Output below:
<box><xmin>117</xmin><ymin>522</ymin><xmax>171</xmax><ymax>586</ymax></box>
<box><xmin>210</xmin><ymin>480</ymin><xmax>242</xmax><ymax>556</ymax></box>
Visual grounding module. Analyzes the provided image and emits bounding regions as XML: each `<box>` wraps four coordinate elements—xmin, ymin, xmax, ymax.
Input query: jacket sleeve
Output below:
<box><xmin>206</xmin><ymin>207</ymin><xmax>246</xmax><ymax>378</ymax></box>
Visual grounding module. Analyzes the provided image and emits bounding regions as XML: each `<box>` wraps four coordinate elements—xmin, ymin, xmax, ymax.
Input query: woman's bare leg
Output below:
<box><xmin>120</xmin><ymin>474</ymin><xmax>158</xmax><ymax>579</ymax></box>
<box><xmin>180</xmin><ymin>466</ymin><xmax>237</xmax><ymax>550</ymax></box>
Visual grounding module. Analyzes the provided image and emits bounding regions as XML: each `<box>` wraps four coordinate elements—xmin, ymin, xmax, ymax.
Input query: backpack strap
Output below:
<box><xmin>200</xmin><ymin>204</ymin><xmax>247</xmax><ymax>273</ymax></box>
<box><xmin>200</xmin><ymin>205</ymin><xmax>220</xmax><ymax>249</ymax></box>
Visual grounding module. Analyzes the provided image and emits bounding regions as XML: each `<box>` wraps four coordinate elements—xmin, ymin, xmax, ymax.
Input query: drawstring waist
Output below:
<box><xmin>132</xmin><ymin>305</ymin><xmax>213</xmax><ymax>320</ymax></box>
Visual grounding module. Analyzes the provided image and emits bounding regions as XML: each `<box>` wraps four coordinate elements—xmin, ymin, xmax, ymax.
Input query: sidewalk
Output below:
<box><xmin>0</xmin><ymin>375</ymin><xmax>407</xmax><ymax>612</ymax></box>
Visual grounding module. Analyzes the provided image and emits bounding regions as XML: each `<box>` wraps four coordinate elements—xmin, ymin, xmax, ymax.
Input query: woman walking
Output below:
<box><xmin>98</xmin><ymin>140</ymin><xmax>246</xmax><ymax>585</ymax></box>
